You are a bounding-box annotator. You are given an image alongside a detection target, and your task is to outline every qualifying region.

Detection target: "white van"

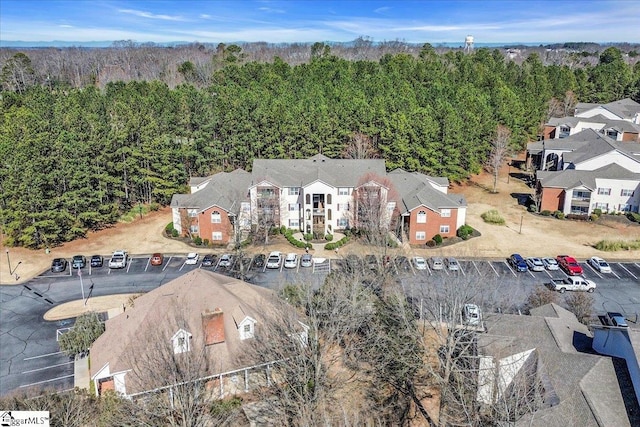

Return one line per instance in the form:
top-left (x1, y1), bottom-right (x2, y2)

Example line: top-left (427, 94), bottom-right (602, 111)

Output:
top-left (463, 304), bottom-right (481, 326)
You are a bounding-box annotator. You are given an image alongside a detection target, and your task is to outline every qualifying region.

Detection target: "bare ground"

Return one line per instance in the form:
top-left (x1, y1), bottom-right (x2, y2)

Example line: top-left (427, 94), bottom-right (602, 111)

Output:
top-left (2, 165), bottom-right (639, 286)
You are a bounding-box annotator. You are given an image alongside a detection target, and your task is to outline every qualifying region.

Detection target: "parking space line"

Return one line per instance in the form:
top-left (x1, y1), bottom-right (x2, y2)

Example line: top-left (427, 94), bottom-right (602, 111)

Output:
top-left (425, 263), bottom-right (432, 276)
top-left (459, 264), bottom-right (465, 276)
top-left (618, 264), bottom-right (638, 280)
top-left (544, 269), bottom-right (553, 278)
top-left (126, 260), bottom-right (132, 273)
top-left (179, 261), bottom-right (187, 271)
top-left (504, 261), bottom-right (517, 277)
top-left (162, 256), bottom-right (172, 271)
top-left (20, 374), bottom-right (74, 388)
top-left (24, 351), bottom-right (63, 361)
top-left (527, 270), bottom-right (535, 278)
top-left (471, 260), bottom-right (481, 275)
top-left (488, 262), bottom-right (499, 277)
top-left (144, 258), bottom-right (151, 272)
top-left (585, 263), bottom-right (603, 279)
top-left (23, 361), bottom-right (73, 374)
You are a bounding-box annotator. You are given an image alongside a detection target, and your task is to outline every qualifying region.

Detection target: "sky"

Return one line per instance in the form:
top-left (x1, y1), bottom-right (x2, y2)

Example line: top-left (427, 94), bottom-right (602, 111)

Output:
top-left (1, 0), bottom-right (639, 47)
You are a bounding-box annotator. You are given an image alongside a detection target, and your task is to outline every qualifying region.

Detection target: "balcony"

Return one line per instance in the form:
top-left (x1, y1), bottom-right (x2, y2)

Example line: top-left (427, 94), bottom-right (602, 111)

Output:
top-left (570, 199), bottom-right (590, 207)
top-left (313, 208), bottom-right (325, 216)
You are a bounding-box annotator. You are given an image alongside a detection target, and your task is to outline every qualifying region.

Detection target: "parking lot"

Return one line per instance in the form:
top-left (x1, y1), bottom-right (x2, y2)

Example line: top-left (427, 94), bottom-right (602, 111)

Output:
top-left (1, 252), bottom-right (639, 396)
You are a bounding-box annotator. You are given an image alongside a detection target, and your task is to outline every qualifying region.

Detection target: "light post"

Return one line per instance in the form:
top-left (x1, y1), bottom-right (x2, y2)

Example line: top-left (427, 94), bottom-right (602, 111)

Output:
top-left (6, 249), bottom-right (22, 279)
top-left (78, 267), bottom-right (86, 304)
top-left (519, 213), bottom-right (524, 234)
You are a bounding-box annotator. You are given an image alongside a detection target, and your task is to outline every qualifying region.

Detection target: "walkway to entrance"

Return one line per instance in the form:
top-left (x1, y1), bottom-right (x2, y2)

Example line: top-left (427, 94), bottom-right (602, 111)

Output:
top-left (292, 231), bottom-right (345, 258)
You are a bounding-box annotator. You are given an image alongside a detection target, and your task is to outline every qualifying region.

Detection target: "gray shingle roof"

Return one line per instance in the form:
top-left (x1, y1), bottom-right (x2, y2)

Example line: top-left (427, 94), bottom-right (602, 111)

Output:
top-left (546, 114), bottom-right (640, 133)
top-left (602, 98), bottom-right (640, 121)
top-left (251, 154), bottom-right (387, 188)
top-left (527, 128), bottom-right (612, 154)
top-left (387, 168), bottom-right (466, 213)
top-left (537, 163), bottom-right (640, 190)
top-left (170, 169), bottom-right (252, 213)
top-left (480, 304), bottom-right (631, 427)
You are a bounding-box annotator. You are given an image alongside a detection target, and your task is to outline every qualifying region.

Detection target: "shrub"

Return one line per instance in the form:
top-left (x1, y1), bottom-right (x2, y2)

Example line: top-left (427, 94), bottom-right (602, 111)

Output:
top-left (325, 233), bottom-right (333, 242)
top-left (554, 211), bottom-right (565, 220)
top-left (387, 236), bottom-right (398, 248)
top-left (280, 225), bottom-right (287, 235)
top-left (193, 236), bottom-right (202, 246)
top-left (303, 233), bottom-right (313, 241)
top-left (481, 209), bottom-right (505, 225)
top-left (457, 224), bottom-right (475, 240)
top-left (626, 212), bottom-right (640, 223)
top-left (324, 236), bottom-right (349, 250)
top-left (165, 222), bottom-right (174, 232)
top-left (433, 234), bottom-right (443, 245)
top-left (540, 210), bottom-right (552, 216)
top-left (594, 239), bottom-right (640, 251)
top-left (149, 202), bottom-right (160, 211)
top-left (426, 239), bottom-right (436, 248)
top-left (589, 214), bottom-right (599, 222)
top-left (171, 229), bottom-right (179, 238)
top-left (592, 208), bottom-right (602, 217)
top-left (527, 204), bottom-right (538, 213)
top-left (566, 214), bottom-right (588, 221)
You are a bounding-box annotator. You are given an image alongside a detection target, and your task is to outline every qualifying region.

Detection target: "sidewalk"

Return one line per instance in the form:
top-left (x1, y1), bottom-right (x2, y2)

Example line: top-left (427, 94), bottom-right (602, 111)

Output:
top-left (74, 355), bottom-right (90, 391)
top-left (291, 232), bottom-right (345, 259)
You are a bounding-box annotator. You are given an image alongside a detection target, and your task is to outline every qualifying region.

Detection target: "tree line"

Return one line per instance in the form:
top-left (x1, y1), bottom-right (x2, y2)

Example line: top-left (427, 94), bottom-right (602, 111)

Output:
top-left (1, 46), bottom-right (639, 247)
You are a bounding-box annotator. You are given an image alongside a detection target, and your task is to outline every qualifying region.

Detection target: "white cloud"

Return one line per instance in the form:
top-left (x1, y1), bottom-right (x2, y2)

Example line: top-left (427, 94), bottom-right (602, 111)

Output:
top-left (118, 9), bottom-right (188, 22)
top-left (200, 14), bottom-right (211, 19)
top-left (258, 7), bottom-right (286, 14)
top-left (374, 7), bottom-right (390, 14)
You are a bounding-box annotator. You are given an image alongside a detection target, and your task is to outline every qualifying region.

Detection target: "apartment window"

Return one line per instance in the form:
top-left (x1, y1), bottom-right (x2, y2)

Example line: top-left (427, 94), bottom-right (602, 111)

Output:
top-left (417, 211), bottom-right (427, 223)
top-left (288, 187), bottom-right (300, 196)
top-left (597, 188), bottom-right (611, 196)
top-left (621, 189), bottom-right (635, 197)
top-left (244, 324), bottom-right (251, 333)
top-left (289, 219), bottom-right (299, 228)
top-left (306, 194), bottom-right (311, 204)
top-left (212, 232), bottom-right (223, 241)
top-left (338, 188), bottom-right (350, 195)
top-left (211, 211), bottom-right (221, 223)
top-left (337, 218), bottom-right (348, 227)
top-left (187, 209), bottom-right (198, 217)
top-left (241, 202), bottom-right (250, 212)
top-left (572, 190), bottom-right (590, 199)
top-left (441, 209), bottom-right (451, 217)
top-left (594, 203), bottom-right (609, 210)
top-left (189, 225), bottom-right (199, 233)
top-left (288, 203), bottom-right (299, 211)
top-left (327, 209), bottom-right (332, 220)
top-left (440, 225), bottom-right (450, 234)
top-left (387, 201), bottom-right (396, 212)
top-left (337, 203), bottom-right (350, 211)
top-left (415, 231), bottom-right (426, 241)
top-left (327, 194), bottom-right (332, 204)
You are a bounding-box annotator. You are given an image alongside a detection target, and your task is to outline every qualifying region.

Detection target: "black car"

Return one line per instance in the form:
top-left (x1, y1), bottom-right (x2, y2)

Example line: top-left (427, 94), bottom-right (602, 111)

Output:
top-left (71, 255), bottom-right (86, 269)
top-left (201, 254), bottom-right (216, 267)
top-left (90, 255), bottom-right (103, 267)
top-left (253, 253), bottom-right (266, 268)
top-left (364, 254), bottom-right (378, 270)
top-left (50, 258), bottom-right (68, 273)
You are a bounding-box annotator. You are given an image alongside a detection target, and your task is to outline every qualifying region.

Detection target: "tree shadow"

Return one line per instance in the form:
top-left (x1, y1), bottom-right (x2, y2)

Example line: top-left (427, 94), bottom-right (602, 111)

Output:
top-left (510, 193), bottom-right (532, 207)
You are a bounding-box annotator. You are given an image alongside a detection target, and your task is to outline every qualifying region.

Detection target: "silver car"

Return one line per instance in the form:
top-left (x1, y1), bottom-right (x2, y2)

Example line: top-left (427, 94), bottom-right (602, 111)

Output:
top-left (542, 257), bottom-right (559, 270)
top-left (445, 257), bottom-right (459, 271)
top-left (526, 257), bottom-right (545, 272)
top-left (300, 253), bottom-right (313, 267)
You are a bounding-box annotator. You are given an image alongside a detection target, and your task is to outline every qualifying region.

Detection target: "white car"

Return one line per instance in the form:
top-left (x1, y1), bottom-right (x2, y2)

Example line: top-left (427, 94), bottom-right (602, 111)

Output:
top-left (430, 257), bottom-right (444, 270)
top-left (284, 253), bottom-right (298, 269)
top-left (218, 254), bottom-right (232, 267)
top-left (413, 257), bottom-right (427, 270)
top-left (266, 251), bottom-right (282, 269)
top-left (589, 256), bottom-right (612, 273)
top-left (542, 257), bottom-right (559, 270)
top-left (185, 252), bottom-right (199, 265)
top-left (463, 304), bottom-right (482, 326)
top-left (445, 257), bottom-right (459, 271)
top-left (526, 257), bottom-right (545, 272)
top-left (300, 253), bottom-right (313, 267)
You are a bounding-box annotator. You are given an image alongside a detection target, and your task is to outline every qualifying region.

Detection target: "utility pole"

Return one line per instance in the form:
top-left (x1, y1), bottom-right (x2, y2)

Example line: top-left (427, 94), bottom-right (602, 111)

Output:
top-left (78, 267), bottom-right (86, 303)
top-left (519, 214), bottom-right (523, 234)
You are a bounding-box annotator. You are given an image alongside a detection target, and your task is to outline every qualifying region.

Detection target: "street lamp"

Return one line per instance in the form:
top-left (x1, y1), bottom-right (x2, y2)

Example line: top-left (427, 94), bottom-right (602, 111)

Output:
top-left (6, 249), bottom-right (22, 279)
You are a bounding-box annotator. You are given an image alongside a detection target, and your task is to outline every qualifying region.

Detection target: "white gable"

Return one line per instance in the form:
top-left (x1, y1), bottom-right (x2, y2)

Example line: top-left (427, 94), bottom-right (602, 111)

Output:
top-left (171, 328), bottom-right (192, 354)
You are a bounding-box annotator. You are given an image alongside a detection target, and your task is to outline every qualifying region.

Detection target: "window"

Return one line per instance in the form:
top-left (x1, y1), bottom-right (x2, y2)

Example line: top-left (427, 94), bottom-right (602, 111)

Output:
top-left (211, 211), bottom-right (221, 223)
top-left (288, 187), bottom-right (300, 196)
top-left (244, 324), bottom-right (251, 333)
top-left (621, 189), bottom-right (635, 197)
top-left (189, 225), bottom-right (199, 233)
top-left (288, 203), bottom-right (299, 211)
top-left (327, 194), bottom-right (332, 204)
top-left (417, 211), bottom-right (427, 223)
top-left (337, 203), bottom-right (350, 211)
top-left (337, 218), bottom-right (348, 227)
top-left (289, 219), bottom-right (299, 228)
top-left (187, 209), bottom-right (198, 217)
top-left (212, 232), bottom-right (223, 241)
top-left (240, 320), bottom-right (255, 340)
top-left (441, 209), bottom-right (451, 217)
top-left (387, 201), bottom-right (396, 212)
top-left (241, 202), bottom-right (250, 212)
top-left (327, 209), bottom-right (332, 220)
top-left (597, 188), bottom-right (611, 195)
top-left (440, 225), bottom-right (450, 234)
top-left (594, 202), bottom-right (608, 210)
top-left (415, 231), bottom-right (426, 241)
top-left (338, 188), bottom-right (350, 195)
top-left (572, 190), bottom-right (590, 200)
top-left (306, 194), bottom-right (311, 204)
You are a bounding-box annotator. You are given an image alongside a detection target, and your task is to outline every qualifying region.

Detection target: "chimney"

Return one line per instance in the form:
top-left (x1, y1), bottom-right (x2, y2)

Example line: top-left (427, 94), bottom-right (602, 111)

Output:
top-left (202, 308), bottom-right (225, 345)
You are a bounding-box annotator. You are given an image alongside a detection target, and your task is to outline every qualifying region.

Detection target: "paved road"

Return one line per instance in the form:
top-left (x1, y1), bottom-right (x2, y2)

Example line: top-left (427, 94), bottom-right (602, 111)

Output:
top-left (1, 253), bottom-right (638, 396)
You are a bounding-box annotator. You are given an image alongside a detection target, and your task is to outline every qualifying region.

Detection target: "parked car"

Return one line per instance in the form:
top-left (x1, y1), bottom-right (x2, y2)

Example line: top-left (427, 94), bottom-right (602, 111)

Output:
top-left (463, 304), bottom-right (482, 326)
top-left (445, 257), bottom-right (460, 271)
top-left (509, 254), bottom-right (528, 272)
top-left (218, 254), bottom-right (232, 268)
top-left (284, 253), bottom-right (298, 269)
top-left (150, 253), bottom-right (163, 266)
top-left (185, 253), bottom-right (199, 265)
top-left (365, 254), bottom-right (378, 270)
top-left (542, 257), bottom-right (559, 270)
top-left (413, 256), bottom-right (427, 270)
top-left (90, 255), bottom-right (103, 268)
top-left (300, 253), bottom-right (313, 268)
top-left (266, 251), bottom-right (282, 269)
top-left (430, 257), bottom-right (444, 270)
top-left (526, 257), bottom-right (545, 272)
top-left (394, 256), bottom-right (411, 272)
top-left (71, 255), bottom-right (86, 269)
top-left (546, 277), bottom-right (596, 293)
top-left (201, 254), bottom-right (216, 267)
top-left (589, 256), bottom-right (612, 273)
top-left (556, 255), bottom-right (583, 276)
top-left (607, 312), bottom-right (628, 327)
top-left (108, 250), bottom-right (128, 269)
top-left (50, 258), bottom-right (68, 273)
top-left (253, 253), bottom-right (266, 268)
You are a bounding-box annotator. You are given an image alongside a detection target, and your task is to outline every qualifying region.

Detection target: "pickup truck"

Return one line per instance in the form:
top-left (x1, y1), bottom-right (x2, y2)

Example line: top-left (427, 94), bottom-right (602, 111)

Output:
top-left (547, 276), bottom-right (596, 293)
top-left (556, 255), bottom-right (583, 276)
top-left (108, 250), bottom-right (128, 269)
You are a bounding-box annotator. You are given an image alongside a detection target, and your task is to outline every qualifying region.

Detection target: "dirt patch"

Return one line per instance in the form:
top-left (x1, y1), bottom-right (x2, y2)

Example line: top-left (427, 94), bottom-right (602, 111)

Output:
top-left (2, 164), bottom-right (639, 285)
top-left (43, 294), bottom-right (141, 321)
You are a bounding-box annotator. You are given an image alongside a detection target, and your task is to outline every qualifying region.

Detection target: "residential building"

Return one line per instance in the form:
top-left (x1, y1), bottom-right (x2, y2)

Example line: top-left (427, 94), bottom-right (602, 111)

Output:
top-left (541, 114), bottom-right (640, 142)
top-left (171, 154), bottom-right (467, 245)
top-left (477, 304), bottom-right (637, 426)
top-left (574, 98), bottom-right (640, 124)
top-left (90, 269), bottom-right (307, 398)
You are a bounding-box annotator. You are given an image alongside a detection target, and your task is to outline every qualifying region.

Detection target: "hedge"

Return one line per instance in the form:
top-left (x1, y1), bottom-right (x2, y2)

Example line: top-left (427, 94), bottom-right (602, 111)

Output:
top-left (457, 224), bottom-right (474, 240)
top-left (325, 236), bottom-right (349, 250)
top-left (283, 228), bottom-right (311, 249)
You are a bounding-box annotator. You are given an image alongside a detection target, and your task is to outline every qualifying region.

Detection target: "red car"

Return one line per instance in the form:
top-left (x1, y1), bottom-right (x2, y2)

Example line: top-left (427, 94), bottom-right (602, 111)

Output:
top-left (556, 255), bottom-right (583, 276)
top-left (150, 253), bottom-right (164, 266)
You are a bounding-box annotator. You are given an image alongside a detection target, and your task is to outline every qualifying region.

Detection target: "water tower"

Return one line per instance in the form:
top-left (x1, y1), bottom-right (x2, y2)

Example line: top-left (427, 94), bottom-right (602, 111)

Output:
top-left (464, 35), bottom-right (474, 53)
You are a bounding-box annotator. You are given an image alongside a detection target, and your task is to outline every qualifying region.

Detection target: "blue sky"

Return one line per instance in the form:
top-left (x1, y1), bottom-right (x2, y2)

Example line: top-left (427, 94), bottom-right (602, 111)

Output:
top-left (1, 0), bottom-right (638, 46)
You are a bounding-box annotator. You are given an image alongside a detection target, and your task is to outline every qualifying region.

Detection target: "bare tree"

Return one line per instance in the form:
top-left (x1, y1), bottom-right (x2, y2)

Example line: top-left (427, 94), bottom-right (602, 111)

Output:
top-left (342, 132), bottom-right (379, 159)
top-left (253, 185), bottom-right (284, 245)
top-left (564, 292), bottom-right (594, 324)
top-left (523, 286), bottom-right (559, 314)
top-left (485, 125), bottom-right (512, 194)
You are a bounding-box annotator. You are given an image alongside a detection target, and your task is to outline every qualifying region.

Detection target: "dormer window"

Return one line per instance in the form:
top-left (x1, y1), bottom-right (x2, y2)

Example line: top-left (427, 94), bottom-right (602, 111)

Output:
top-left (171, 329), bottom-right (192, 354)
top-left (238, 317), bottom-right (257, 340)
